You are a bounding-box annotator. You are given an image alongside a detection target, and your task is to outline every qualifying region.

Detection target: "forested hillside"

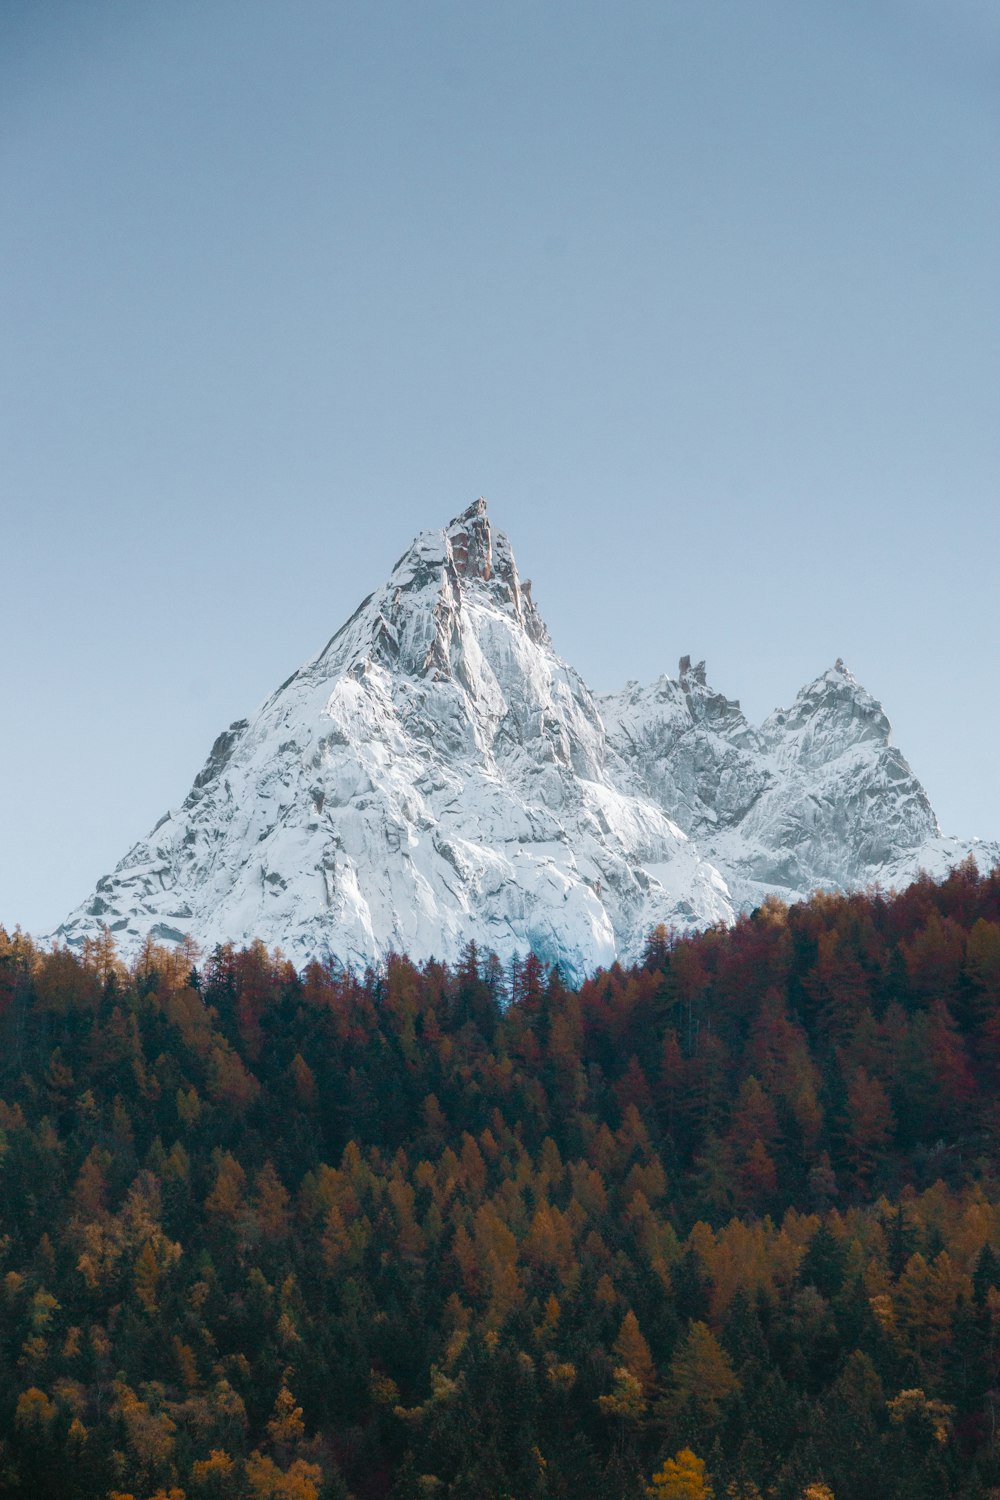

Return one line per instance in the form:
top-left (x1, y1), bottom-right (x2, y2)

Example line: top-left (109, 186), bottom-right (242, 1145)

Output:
top-left (3, 860), bottom-right (1000, 1498)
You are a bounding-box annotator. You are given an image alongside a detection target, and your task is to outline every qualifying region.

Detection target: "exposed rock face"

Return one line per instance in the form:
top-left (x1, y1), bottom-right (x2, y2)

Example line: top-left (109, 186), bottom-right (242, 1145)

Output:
top-left (57, 500), bottom-right (996, 976)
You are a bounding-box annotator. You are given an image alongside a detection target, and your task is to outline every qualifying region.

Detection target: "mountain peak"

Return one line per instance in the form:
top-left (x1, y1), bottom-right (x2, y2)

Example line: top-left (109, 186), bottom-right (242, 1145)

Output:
top-left (445, 497), bottom-right (493, 581)
top-left (316, 500), bottom-right (549, 682)
top-left (57, 497), bottom-right (734, 974)
top-left (434, 498), bottom-right (549, 647)
top-left (763, 660), bottom-right (892, 752)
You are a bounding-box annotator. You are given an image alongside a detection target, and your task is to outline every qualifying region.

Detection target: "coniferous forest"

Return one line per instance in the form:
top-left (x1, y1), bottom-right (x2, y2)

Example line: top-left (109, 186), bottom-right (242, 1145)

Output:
top-left (4, 862), bottom-right (1000, 1498)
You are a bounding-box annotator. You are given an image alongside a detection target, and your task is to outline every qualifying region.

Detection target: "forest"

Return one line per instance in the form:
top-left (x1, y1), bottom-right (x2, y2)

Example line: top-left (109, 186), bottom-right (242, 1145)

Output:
top-left (2, 859), bottom-right (1000, 1499)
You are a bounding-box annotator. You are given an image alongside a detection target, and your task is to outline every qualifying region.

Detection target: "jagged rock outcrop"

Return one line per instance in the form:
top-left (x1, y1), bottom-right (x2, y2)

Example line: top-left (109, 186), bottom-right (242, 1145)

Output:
top-left (601, 657), bottom-right (974, 912)
top-left (57, 500), bottom-right (996, 975)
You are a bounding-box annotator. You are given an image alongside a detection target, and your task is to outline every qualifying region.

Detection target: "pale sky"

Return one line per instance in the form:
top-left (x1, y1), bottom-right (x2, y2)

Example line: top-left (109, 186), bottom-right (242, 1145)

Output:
top-left (2, 0), bottom-right (998, 935)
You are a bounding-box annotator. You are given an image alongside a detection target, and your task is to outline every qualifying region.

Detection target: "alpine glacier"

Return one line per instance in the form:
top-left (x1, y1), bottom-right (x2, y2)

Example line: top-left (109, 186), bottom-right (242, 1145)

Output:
top-left (57, 500), bottom-right (996, 978)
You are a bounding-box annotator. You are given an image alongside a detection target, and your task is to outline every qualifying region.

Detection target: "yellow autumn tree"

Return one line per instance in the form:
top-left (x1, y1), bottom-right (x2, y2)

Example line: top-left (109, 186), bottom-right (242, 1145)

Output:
top-left (648, 1446), bottom-right (713, 1499)
top-left (14, 1386), bottom-right (56, 1431)
top-left (245, 1451), bottom-right (324, 1499)
top-left (266, 1382), bottom-right (306, 1448)
top-left (190, 1448), bottom-right (236, 1491)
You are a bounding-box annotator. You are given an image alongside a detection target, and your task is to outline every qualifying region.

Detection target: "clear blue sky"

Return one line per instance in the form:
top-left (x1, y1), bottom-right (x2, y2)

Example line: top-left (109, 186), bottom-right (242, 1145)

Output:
top-left (2, 0), bottom-right (997, 935)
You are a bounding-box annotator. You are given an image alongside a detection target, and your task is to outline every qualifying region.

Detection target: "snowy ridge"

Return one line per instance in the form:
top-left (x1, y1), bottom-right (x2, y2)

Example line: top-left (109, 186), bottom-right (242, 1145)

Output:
top-left (57, 501), bottom-right (997, 977)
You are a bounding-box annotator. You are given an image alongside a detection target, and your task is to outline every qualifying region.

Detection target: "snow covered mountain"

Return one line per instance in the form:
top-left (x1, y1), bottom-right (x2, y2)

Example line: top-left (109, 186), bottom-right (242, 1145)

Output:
top-left (56, 501), bottom-right (731, 980)
top-left (57, 500), bottom-right (996, 977)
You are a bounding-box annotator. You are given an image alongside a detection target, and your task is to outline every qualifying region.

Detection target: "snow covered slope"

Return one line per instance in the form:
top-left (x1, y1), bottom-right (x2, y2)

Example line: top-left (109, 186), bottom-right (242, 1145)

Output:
top-left (57, 501), bottom-right (996, 975)
top-left (56, 501), bottom-right (731, 979)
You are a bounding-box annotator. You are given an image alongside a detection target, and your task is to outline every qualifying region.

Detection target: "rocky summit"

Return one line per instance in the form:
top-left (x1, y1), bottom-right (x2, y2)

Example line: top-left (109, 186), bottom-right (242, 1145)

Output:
top-left (57, 500), bottom-right (996, 978)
